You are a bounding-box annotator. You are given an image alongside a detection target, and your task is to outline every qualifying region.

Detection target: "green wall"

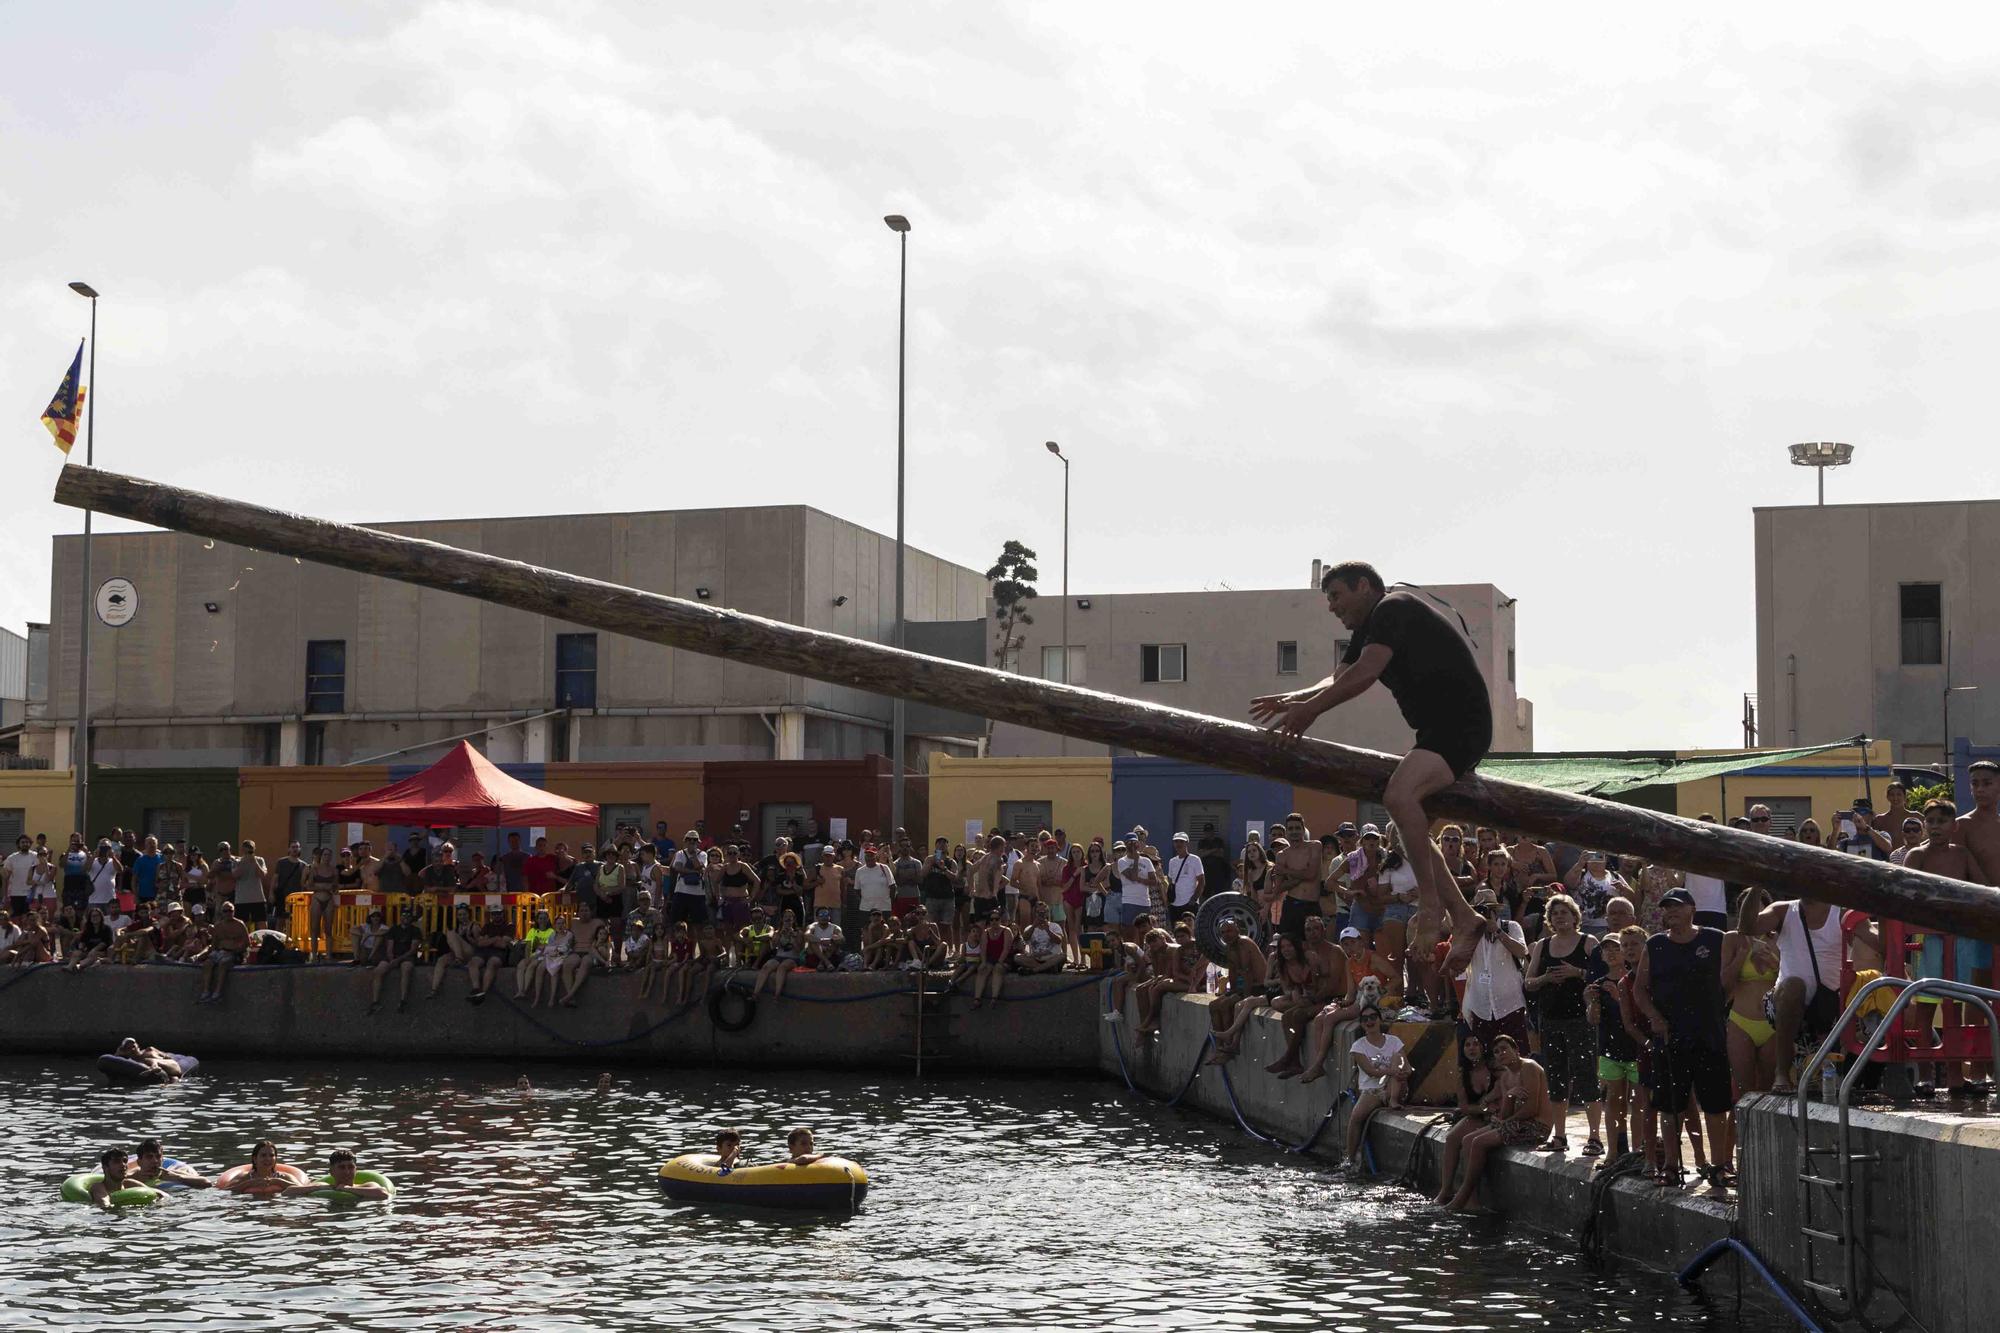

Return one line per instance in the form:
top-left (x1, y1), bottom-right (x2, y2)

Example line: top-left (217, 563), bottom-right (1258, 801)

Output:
top-left (87, 767), bottom-right (242, 853)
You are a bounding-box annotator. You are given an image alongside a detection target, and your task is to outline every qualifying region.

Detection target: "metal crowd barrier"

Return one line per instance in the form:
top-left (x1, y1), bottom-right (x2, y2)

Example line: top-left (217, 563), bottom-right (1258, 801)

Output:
top-left (283, 890), bottom-right (574, 956)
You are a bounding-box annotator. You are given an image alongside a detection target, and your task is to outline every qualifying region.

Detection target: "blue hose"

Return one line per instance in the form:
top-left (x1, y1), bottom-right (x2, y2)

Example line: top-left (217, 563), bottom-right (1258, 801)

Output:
top-left (1677, 1237), bottom-right (1825, 1333)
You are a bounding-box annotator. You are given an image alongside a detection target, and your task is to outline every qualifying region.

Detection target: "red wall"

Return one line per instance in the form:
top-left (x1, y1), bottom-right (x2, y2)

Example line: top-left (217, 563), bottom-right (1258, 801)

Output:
top-left (702, 756), bottom-right (928, 850)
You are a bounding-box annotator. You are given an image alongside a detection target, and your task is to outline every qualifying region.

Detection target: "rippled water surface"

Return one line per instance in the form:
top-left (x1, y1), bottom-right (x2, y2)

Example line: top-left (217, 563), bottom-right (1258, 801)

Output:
top-left (4, 1057), bottom-right (1789, 1330)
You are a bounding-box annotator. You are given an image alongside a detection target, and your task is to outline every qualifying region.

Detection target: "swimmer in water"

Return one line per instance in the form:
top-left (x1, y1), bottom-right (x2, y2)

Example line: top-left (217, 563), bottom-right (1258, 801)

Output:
top-left (283, 1148), bottom-right (390, 1201)
top-left (112, 1037), bottom-right (185, 1083)
top-left (714, 1128), bottom-right (743, 1172)
top-left (781, 1126), bottom-right (825, 1167)
top-left (218, 1139), bottom-right (288, 1193)
top-left (129, 1137), bottom-right (211, 1189)
top-left (595, 1072), bottom-right (612, 1095)
top-left (516, 1075), bottom-right (532, 1095)
top-left (86, 1147), bottom-right (130, 1209)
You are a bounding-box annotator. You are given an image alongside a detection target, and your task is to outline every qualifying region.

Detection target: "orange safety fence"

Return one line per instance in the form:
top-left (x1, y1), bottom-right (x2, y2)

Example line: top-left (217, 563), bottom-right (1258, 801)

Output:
top-left (283, 891), bottom-right (576, 957)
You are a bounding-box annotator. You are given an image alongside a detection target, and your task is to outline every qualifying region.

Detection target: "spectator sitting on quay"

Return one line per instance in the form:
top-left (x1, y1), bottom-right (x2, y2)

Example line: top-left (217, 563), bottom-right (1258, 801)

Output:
top-left (621, 914), bottom-right (652, 975)
top-left (637, 919), bottom-right (671, 1000)
top-left (350, 908), bottom-right (388, 967)
top-left (113, 905), bottom-right (159, 964)
top-left (528, 912), bottom-right (572, 1008)
top-left (1432, 1032), bottom-right (1500, 1205)
top-left (1130, 927), bottom-right (1181, 1032)
top-left (803, 907), bottom-right (844, 971)
top-left (559, 901), bottom-right (606, 1008)
top-left (196, 900), bottom-right (253, 1004)
top-left (967, 911), bottom-right (1015, 1010)
top-left (1203, 917), bottom-right (1271, 1066)
top-left (748, 909), bottom-right (803, 1000)
top-left (1439, 1031), bottom-right (1554, 1211)
top-left (1012, 899), bottom-right (1066, 975)
top-left (168, 905), bottom-right (208, 961)
top-left (4, 909), bottom-right (54, 965)
top-left (509, 907), bottom-right (551, 1000)
top-left (655, 920), bottom-right (694, 1002)
top-left (367, 906), bottom-right (422, 1014)
top-left (902, 905), bottom-right (949, 972)
top-left (858, 910), bottom-right (900, 970)
top-left (70, 906), bottom-right (113, 970)
top-left (466, 904), bottom-right (516, 1003)
top-left (1342, 1005), bottom-right (1412, 1176)
top-left (1269, 916), bottom-right (1347, 1078)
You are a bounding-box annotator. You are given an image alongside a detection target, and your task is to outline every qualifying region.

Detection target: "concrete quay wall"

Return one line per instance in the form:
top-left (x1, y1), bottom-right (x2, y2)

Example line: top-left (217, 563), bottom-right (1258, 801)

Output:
top-left (1740, 1095), bottom-right (2000, 1333)
top-left (0, 964), bottom-right (1102, 1070)
top-left (1097, 989), bottom-right (1734, 1274)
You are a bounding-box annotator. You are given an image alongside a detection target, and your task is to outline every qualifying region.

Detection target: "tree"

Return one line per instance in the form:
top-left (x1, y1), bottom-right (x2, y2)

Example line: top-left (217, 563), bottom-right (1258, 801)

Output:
top-left (987, 540), bottom-right (1039, 673)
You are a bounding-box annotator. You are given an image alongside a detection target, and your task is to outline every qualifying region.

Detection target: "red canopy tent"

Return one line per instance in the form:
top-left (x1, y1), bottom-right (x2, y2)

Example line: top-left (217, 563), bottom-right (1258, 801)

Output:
top-left (318, 740), bottom-right (598, 830)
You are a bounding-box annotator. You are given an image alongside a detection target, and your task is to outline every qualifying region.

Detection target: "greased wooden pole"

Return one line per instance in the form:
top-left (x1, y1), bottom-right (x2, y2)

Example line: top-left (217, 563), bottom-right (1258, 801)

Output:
top-left (52, 463), bottom-right (2000, 941)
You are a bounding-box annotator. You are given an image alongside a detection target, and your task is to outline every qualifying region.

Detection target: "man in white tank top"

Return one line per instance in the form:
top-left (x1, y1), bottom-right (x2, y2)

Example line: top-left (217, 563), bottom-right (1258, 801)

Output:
top-left (1754, 896), bottom-right (1844, 1093)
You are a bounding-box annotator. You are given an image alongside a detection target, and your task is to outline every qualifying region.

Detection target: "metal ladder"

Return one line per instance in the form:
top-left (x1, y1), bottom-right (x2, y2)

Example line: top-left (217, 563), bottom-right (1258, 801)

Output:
top-left (1793, 973), bottom-right (2000, 1312)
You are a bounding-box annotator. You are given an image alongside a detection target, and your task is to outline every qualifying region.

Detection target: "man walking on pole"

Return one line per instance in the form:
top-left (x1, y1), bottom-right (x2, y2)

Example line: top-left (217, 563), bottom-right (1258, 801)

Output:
top-left (1251, 561), bottom-right (1494, 971)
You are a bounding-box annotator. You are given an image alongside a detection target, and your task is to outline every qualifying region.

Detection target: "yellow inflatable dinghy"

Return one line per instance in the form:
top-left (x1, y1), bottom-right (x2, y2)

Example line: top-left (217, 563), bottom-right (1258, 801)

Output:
top-left (657, 1154), bottom-right (868, 1210)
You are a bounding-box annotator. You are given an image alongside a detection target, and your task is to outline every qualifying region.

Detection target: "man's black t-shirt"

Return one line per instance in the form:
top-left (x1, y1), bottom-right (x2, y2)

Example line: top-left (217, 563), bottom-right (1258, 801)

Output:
top-left (383, 922), bottom-right (421, 960)
top-left (1645, 926), bottom-right (1727, 1051)
top-left (1340, 590), bottom-right (1493, 756)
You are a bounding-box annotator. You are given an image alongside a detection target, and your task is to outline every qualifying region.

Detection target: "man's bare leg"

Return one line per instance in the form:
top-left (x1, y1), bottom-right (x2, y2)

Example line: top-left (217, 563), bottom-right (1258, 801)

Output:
top-left (1384, 749), bottom-right (1483, 970)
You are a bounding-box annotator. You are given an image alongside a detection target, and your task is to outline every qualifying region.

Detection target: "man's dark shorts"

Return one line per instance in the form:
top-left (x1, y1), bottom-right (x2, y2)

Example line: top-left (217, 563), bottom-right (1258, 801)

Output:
top-left (1278, 895), bottom-right (1314, 940)
top-left (1657, 1039), bottom-right (1732, 1115)
top-left (1414, 718), bottom-right (1491, 781)
top-left (237, 901), bottom-right (270, 926)
top-left (668, 894), bottom-right (708, 925)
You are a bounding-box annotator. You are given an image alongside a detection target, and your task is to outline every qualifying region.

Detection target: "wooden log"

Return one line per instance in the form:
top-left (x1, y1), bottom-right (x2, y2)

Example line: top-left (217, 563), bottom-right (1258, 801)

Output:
top-left (53, 463), bottom-right (2000, 940)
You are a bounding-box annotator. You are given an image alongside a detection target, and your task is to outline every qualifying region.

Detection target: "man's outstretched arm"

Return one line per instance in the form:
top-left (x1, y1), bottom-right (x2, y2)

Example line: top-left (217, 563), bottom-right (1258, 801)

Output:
top-left (1251, 644), bottom-right (1392, 737)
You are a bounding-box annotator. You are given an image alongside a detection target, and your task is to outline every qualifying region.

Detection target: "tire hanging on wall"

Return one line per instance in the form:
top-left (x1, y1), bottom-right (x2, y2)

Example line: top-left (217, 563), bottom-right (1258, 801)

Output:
top-left (1193, 891), bottom-right (1262, 965)
top-left (708, 986), bottom-right (758, 1033)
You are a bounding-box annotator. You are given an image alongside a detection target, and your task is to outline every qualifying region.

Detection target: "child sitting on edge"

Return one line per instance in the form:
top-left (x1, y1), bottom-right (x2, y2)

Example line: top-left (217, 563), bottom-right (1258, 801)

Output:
top-left (684, 923), bottom-right (721, 1000)
top-left (660, 921), bottom-right (695, 1005)
top-left (622, 916), bottom-right (652, 973)
top-left (531, 922), bottom-right (572, 1009)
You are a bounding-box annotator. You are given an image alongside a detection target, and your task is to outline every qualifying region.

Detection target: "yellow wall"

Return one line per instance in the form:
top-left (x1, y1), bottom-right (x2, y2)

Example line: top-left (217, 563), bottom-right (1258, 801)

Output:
top-left (238, 766), bottom-right (395, 853)
top-left (1290, 787), bottom-right (1360, 837)
top-left (926, 754), bottom-right (1113, 850)
top-left (1674, 740), bottom-right (1895, 835)
top-left (0, 769), bottom-right (79, 842)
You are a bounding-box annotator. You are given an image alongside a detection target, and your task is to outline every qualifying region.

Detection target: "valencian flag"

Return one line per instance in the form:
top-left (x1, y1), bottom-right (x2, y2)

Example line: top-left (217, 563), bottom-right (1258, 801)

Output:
top-left (41, 340), bottom-right (87, 455)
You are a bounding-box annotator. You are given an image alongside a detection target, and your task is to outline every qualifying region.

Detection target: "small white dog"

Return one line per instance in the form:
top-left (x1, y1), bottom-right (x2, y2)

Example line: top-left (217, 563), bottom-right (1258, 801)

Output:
top-left (1353, 975), bottom-right (1383, 1014)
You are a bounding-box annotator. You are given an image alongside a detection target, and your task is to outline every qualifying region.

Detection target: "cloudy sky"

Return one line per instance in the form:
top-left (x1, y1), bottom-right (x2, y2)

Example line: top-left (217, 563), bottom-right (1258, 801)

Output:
top-left (4, 4), bottom-right (1991, 749)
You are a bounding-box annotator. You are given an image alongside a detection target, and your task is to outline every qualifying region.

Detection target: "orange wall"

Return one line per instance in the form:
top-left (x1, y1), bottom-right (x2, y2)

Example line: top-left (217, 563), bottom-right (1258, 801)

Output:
top-left (541, 762), bottom-right (706, 850)
top-left (237, 766), bottom-right (394, 854)
top-left (1290, 786), bottom-right (1359, 836)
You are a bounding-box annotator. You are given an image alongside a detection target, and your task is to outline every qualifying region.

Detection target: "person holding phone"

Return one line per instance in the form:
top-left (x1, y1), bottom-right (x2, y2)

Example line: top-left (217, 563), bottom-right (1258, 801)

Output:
top-left (1835, 798), bottom-right (1891, 860)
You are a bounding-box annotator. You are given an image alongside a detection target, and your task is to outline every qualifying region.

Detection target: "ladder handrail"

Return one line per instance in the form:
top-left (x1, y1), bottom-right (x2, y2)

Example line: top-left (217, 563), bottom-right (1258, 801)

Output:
top-left (1792, 972), bottom-right (2000, 1310)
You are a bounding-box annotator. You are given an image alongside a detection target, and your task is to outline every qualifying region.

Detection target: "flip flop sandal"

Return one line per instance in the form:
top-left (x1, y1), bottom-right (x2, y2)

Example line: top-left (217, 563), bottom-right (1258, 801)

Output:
top-left (1582, 1138), bottom-right (1604, 1158)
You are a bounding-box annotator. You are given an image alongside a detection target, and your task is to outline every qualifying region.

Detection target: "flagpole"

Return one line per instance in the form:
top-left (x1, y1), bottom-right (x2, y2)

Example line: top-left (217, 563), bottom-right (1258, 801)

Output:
top-left (68, 282), bottom-right (98, 838)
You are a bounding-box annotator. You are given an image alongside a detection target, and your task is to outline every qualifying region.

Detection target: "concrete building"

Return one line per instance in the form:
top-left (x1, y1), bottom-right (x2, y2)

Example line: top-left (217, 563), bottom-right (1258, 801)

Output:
top-left (0, 625), bottom-right (25, 755)
top-left (25, 505), bottom-right (988, 771)
top-left (989, 573), bottom-right (1533, 758)
top-left (1754, 499), bottom-right (2000, 765)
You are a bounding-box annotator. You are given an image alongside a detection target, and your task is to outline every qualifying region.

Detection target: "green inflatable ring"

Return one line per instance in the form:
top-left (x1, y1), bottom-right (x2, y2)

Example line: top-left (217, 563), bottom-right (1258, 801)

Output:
top-left (310, 1169), bottom-right (395, 1200)
top-left (60, 1172), bottom-right (161, 1207)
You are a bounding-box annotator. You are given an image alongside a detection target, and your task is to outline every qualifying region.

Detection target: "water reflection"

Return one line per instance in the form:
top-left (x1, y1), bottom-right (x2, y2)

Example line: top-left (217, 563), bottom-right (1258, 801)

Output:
top-left (2, 1059), bottom-right (1788, 1330)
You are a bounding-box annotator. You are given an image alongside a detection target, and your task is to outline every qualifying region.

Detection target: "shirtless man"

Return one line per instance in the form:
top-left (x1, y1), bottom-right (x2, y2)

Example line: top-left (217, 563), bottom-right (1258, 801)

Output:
top-left (1953, 762), bottom-right (2000, 991)
top-left (1443, 1032), bottom-right (1553, 1211)
top-left (110, 1038), bottom-right (187, 1083)
top-left (86, 1148), bottom-right (136, 1209)
top-left (1253, 562), bottom-right (1493, 975)
top-left (197, 902), bottom-right (252, 1004)
top-left (1504, 832), bottom-right (1558, 891)
top-left (1268, 915), bottom-right (1344, 1077)
top-left (1204, 918), bottom-right (1271, 1065)
top-left (129, 1137), bottom-right (211, 1188)
top-left (1269, 813), bottom-right (1325, 941)
top-left (1008, 846), bottom-right (1042, 928)
top-left (281, 1148), bottom-right (391, 1201)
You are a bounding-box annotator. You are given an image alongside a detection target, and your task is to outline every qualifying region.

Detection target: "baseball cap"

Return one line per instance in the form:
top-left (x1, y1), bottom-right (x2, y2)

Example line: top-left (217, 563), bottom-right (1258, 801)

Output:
top-left (1659, 888), bottom-right (1696, 908)
top-left (1335, 822), bottom-right (1357, 836)
top-left (1172, 832), bottom-right (1189, 842)
top-left (1360, 824), bottom-right (1381, 838)
top-left (1339, 926), bottom-right (1362, 940)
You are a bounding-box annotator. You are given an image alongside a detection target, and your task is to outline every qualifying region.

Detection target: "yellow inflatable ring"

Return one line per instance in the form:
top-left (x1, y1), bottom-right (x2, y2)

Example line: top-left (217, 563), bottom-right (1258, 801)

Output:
top-left (657, 1154), bottom-right (868, 1210)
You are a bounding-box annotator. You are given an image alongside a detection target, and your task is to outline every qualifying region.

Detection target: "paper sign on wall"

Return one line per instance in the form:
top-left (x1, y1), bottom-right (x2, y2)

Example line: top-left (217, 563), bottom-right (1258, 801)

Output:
top-left (345, 823), bottom-right (362, 847)
top-left (1245, 820), bottom-right (1266, 845)
top-left (829, 817), bottom-right (849, 842)
top-left (529, 827), bottom-right (546, 843)
top-left (965, 819), bottom-right (984, 846)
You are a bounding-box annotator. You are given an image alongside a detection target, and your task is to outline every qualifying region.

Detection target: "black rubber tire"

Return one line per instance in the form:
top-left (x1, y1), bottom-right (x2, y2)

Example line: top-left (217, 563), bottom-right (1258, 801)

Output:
top-left (1193, 891), bottom-right (1260, 965)
top-left (707, 986), bottom-right (757, 1033)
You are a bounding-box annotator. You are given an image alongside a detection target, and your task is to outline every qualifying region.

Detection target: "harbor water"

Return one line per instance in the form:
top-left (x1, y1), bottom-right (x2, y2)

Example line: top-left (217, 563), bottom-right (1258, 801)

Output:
top-left (5, 1057), bottom-right (1790, 1330)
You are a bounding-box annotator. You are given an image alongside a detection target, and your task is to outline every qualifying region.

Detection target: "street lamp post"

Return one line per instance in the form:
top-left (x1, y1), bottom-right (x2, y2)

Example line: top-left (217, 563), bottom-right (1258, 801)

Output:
top-left (1788, 441), bottom-right (1854, 505)
top-left (68, 281), bottom-right (99, 836)
top-left (884, 214), bottom-right (910, 837)
top-left (1045, 441), bottom-right (1069, 757)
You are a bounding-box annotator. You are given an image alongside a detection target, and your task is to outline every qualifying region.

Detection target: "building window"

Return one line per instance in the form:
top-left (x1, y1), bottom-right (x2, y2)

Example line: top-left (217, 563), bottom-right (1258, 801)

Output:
top-left (144, 808), bottom-right (190, 847)
top-left (305, 640), bottom-right (345, 714)
top-left (1173, 799), bottom-right (1231, 850)
top-left (1507, 648), bottom-right (1516, 684)
top-left (1141, 643), bottom-right (1186, 684)
top-left (290, 806), bottom-right (326, 854)
top-left (303, 721), bottom-right (327, 767)
top-left (1041, 645), bottom-right (1087, 685)
top-left (1276, 642), bottom-right (1299, 676)
top-left (1900, 584), bottom-right (1942, 665)
top-left (601, 803), bottom-right (650, 851)
top-left (0, 809), bottom-right (23, 842)
top-left (996, 800), bottom-right (1053, 836)
top-left (556, 633), bottom-right (598, 708)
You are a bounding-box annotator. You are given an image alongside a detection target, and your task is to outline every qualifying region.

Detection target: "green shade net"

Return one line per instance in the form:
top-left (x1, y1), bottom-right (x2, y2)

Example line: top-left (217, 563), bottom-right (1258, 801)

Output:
top-left (1482, 738), bottom-right (1867, 799)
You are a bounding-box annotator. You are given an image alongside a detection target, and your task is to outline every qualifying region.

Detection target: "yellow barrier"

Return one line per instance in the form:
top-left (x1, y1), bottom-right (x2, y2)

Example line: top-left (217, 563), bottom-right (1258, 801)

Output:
top-left (283, 891), bottom-right (570, 957)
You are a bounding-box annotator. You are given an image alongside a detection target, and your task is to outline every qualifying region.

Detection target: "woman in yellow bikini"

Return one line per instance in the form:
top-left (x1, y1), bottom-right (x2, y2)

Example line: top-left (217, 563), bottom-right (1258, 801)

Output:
top-left (1721, 888), bottom-right (1782, 1096)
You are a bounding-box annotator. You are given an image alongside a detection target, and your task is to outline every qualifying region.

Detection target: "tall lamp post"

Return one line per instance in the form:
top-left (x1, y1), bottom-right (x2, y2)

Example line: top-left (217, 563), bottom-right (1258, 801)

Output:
top-left (1788, 441), bottom-right (1853, 505)
top-left (68, 281), bottom-right (99, 835)
top-left (884, 214), bottom-right (910, 837)
top-left (1045, 441), bottom-right (1069, 757)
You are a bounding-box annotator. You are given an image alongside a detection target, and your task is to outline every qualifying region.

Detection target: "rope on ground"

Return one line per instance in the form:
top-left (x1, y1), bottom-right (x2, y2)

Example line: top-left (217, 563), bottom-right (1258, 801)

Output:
top-left (1576, 1151), bottom-right (1648, 1265)
top-left (1676, 1237), bottom-right (1826, 1333)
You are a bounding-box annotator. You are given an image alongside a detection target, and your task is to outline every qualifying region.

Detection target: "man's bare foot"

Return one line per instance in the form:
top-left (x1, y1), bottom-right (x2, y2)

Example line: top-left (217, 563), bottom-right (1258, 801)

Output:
top-left (1298, 1064), bottom-right (1327, 1084)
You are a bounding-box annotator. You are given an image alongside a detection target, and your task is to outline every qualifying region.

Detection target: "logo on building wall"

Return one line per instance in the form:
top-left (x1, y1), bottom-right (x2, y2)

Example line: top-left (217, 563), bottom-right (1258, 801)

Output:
top-left (95, 577), bottom-right (138, 627)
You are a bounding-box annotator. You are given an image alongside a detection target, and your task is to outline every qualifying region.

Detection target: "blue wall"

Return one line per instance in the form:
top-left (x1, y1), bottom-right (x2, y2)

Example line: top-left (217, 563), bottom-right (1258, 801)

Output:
top-left (1111, 758), bottom-right (1296, 857)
